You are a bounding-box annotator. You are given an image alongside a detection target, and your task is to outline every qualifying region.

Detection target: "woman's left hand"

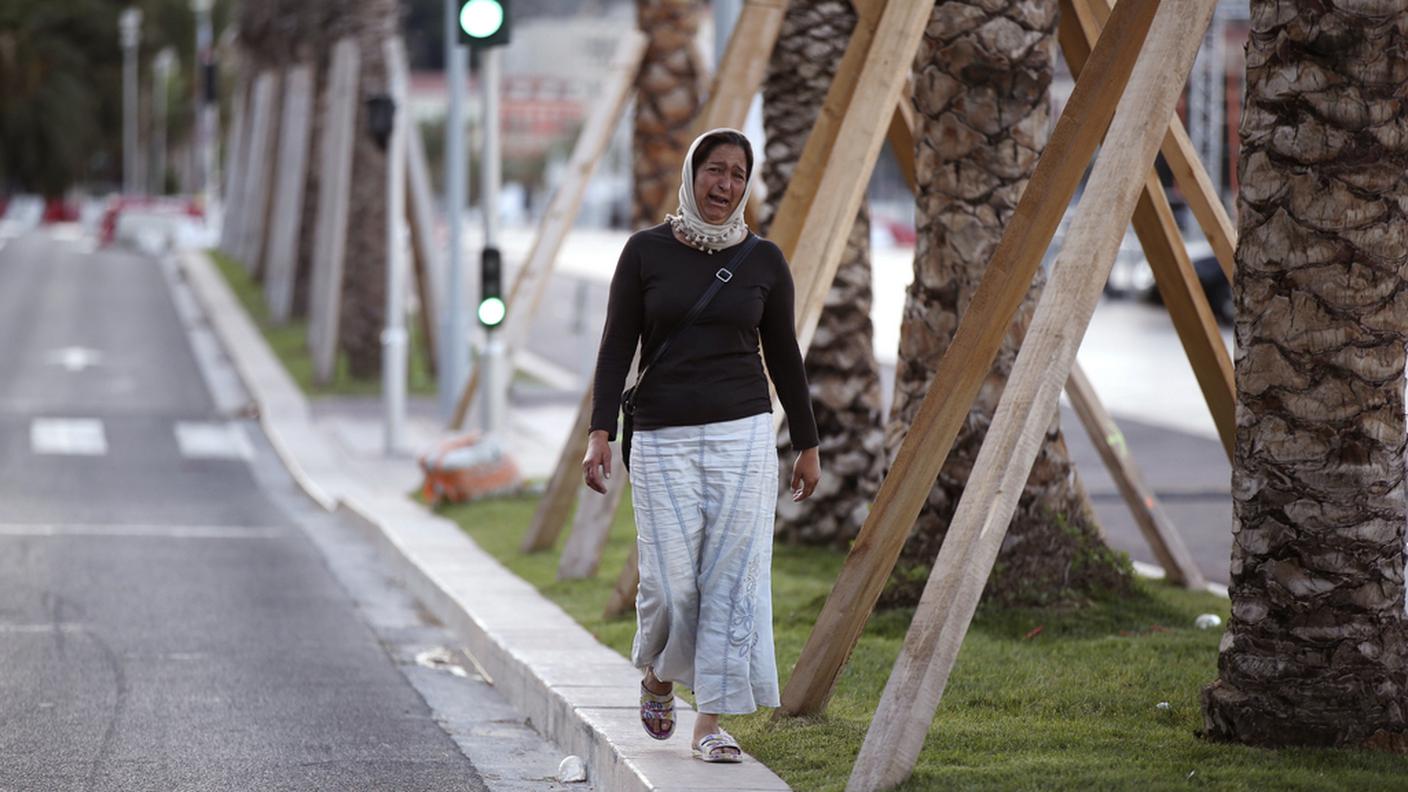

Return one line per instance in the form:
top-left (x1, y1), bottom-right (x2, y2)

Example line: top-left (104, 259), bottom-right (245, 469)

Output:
top-left (791, 447), bottom-right (821, 502)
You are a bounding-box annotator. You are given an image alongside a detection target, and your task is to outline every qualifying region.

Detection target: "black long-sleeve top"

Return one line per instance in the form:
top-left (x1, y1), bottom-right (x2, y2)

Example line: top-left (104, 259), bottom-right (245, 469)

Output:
top-left (589, 223), bottom-right (819, 450)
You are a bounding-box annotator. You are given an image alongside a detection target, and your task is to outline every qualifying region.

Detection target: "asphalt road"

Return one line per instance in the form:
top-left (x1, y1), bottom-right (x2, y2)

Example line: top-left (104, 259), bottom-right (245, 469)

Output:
top-left (0, 232), bottom-right (492, 791)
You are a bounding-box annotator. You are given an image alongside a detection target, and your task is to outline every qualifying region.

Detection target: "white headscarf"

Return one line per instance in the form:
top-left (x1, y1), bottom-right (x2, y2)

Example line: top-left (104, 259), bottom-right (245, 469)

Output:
top-left (664, 128), bottom-right (753, 254)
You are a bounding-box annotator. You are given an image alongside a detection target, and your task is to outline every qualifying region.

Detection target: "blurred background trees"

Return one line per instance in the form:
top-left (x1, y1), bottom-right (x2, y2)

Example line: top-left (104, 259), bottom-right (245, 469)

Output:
top-left (0, 0), bottom-right (235, 198)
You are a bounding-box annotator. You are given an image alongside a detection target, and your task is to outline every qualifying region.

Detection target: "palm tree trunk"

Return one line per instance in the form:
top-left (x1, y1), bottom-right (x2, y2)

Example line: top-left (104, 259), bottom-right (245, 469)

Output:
top-left (1201, 1), bottom-right (1408, 746)
top-left (761, 0), bottom-right (885, 547)
top-left (883, 0), bottom-right (1129, 606)
top-left (633, 0), bottom-right (706, 229)
top-left (336, 0), bottom-right (398, 377)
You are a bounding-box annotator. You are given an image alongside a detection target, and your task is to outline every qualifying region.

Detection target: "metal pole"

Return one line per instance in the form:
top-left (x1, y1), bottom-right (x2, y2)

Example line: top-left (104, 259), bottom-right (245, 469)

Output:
top-left (152, 48), bottom-right (174, 195)
top-left (383, 40), bottom-right (410, 455)
top-left (480, 46), bottom-right (505, 436)
top-left (440, 0), bottom-right (470, 422)
top-left (120, 8), bottom-right (142, 196)
top-left (193, 0), bottom-right (218, 222)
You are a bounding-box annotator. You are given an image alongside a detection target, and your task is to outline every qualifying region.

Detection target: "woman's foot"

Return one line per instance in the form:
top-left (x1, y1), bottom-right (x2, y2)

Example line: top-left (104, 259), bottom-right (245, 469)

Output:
top-left (692, 731), bottom-right (742, 763)
top-left (639, 668), bottom-right (675, 740)
top-left (691, 713), bottom-right (741, 762)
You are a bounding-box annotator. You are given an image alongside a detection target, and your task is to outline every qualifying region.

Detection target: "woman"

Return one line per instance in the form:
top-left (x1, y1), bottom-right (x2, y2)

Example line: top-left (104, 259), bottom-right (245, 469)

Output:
top-left (582, 128), bottom-right (821, 763)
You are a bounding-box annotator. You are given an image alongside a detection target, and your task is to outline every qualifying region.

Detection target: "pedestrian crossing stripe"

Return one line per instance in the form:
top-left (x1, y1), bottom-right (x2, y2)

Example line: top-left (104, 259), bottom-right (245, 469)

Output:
top-left (28, 419), bottom-right (254, 460)
top-left (174, 421), bottom-right (253, 460)
top-left (30, 419), bottom-right (107, 456)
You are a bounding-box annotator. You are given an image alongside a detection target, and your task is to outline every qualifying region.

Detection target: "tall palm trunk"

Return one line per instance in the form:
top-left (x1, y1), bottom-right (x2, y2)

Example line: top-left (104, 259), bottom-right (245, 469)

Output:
top-left (1201, 1), bottom-right (1408, 746)
top-left (633, 0), bottom-right (706, 229)
top-left (761, 0), bottom-right (884, 546)
top-left (337, 0), bottom-right (398, 377)
top-left (883, 0), bottom-right (1129, 606)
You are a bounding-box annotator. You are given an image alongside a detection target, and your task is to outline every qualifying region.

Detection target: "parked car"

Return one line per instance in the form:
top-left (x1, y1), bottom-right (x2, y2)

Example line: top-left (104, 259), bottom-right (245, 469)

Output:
top-left (1138, 240), bottom-right (1233, 326)
top-left (1105, 237), bottom-right (1233, 326)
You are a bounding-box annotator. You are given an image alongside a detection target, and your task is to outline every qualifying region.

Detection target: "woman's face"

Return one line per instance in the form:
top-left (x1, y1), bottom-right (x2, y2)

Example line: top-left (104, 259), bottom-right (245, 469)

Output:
top-left (693, 144), bottom-right (748, 224)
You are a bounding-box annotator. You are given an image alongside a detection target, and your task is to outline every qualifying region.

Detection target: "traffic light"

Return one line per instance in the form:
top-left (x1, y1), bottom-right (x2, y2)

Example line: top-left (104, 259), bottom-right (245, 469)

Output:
top-left (457, 0), bottom-right (510, 48)
top-left (478, 247), bottom-right (506, 329)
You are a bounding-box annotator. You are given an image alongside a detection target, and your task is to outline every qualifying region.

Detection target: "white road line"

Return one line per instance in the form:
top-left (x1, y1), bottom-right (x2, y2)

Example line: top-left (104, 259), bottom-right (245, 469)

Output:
top-left (175, 421), bottom-right (253, 460)
top-left (0, 523), bottom-right (282, 539)
top-left (30, 418), bottom-right (107, 456)
top-left (0, 623), bottom-right (85, 633)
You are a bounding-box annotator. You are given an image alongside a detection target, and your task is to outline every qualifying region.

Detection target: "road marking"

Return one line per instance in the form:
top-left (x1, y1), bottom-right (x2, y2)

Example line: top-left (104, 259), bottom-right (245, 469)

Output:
top-left (30, 418), bottom-right (107, 455)
top-left (0, 523), bottom-right (282, 539)
top-left (0, 623), bottom-right (85, 634)
top-left (175, 421), bottom-right (254, 460)
top-left (43, 346), bottom-right (103, 373)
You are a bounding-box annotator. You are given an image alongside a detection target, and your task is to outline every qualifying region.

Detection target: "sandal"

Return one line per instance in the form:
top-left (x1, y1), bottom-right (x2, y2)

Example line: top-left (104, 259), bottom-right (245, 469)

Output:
top-left (692, 731), bottom-right (743, 763)
top-left (639, 681), bottom-right (675, 740)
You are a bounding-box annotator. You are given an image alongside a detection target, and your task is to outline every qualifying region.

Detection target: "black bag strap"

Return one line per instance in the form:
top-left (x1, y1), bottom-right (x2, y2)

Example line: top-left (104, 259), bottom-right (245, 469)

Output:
top-left (626, 233), bottom-right (760, 410)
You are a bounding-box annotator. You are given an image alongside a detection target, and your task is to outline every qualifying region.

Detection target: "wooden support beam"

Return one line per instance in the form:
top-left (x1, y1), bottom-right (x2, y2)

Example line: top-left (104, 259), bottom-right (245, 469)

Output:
top-left (846, 3), bottom-right (1217, 788)
top-left (522, 385), bottom-right (594, 553)
top-left (884, 85), bottom-right (917, 195)
top-left (779, 0), bottom-right (934, 356)
top-left (1064, 362), bottom-right (1205, 588)
top-left (1073, 0), bottom-right (1237, 283)
top-left (878, 37), bottom-right (1203, 589)
top-left (264, 65), bottom-right (315, 324)
top-left (450, 32), bottom-right (647, 429)
top-left (1131, 176), bottom-right (1236, 458)
top-left (558, 447), bottom-right (626, 580)
top-left (308, 39), bottom-right (360, 386)
top-left (777, 0), bottom-right (1160, 719)
top-left (1061, 0), bottom-right (1235, 460)
top-left (764, 0), bottom-right (883, 262)
top-left (648, 0), bottom-right (790, 222)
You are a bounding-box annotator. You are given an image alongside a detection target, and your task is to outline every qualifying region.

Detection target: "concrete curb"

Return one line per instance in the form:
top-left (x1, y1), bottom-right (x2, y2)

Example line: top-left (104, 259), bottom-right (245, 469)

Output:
top-left (177, 249), bottom-right (791, 792)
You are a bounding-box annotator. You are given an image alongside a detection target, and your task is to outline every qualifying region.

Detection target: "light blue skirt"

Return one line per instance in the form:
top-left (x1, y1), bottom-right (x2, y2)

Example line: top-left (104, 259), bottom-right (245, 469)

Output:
top-left (627, 412), bottom-right (780, 715)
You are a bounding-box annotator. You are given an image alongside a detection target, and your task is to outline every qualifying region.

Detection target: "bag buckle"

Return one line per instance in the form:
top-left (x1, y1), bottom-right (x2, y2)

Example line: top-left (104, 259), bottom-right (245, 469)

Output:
top-left (715, 268), bottom-right (732, 283)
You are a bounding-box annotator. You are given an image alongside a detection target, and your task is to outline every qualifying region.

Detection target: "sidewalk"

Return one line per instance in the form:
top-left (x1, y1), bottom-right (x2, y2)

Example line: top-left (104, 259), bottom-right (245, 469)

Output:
top-left (176, 247), bottom-right (791, 792)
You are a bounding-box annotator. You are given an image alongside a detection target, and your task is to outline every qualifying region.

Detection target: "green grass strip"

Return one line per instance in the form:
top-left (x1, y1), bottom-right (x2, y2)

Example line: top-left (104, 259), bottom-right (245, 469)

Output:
top-left (441, 492), bottom-right (1408, 791)
top-left (208, 249), bottom-right (435, 397)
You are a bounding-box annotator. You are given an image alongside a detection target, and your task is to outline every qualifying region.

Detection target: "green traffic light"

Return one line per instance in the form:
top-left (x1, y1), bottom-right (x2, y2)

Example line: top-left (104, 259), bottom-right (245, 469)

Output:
top-left (459, 0), bottom-right (504, 39)
top-left (478, 296), bottom-right (506, 327)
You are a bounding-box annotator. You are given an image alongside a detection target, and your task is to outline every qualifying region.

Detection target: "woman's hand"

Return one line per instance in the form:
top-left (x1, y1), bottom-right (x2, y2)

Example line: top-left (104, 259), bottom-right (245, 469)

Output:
top-left (791, 446), bottom-right (821, 502)
top-left (582, 430), bottom-right (613, 494)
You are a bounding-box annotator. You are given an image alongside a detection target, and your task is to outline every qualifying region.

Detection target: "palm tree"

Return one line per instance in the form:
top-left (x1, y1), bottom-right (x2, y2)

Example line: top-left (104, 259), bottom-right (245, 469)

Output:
top-left (1201, 2), bottom-right (1408, 746)
top-left (332, 0), bottom-right (398, 376)
top-left (883, 0), bottom-right (1129, 605)
top-left (632, 0), bottom-right (706, 229)
top-left (760, 0), bottom-right (884, 547)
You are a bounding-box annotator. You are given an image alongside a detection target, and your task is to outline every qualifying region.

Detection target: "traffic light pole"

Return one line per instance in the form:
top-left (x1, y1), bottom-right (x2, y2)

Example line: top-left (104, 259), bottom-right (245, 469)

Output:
top-left (383, 40), bottom-right (410, 455)
top-left (480, 46), bottom-right (506, 436)
top-left (192, 0), bottom-right (219, 225)
top-left (120, 8), bottom-right (142, 196)
top-left (439, 0), bottom-right (470, 422)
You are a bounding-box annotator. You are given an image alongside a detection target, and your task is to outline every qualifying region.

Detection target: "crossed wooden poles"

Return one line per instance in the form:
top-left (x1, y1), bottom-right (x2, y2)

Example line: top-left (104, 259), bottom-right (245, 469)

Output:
top-left (516, 0), bottom-right (1229, 601)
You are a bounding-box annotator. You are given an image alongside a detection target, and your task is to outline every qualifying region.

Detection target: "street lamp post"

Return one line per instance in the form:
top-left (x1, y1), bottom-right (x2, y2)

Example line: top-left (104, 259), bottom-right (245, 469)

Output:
top-left (119, 8), bottom-right (143, 196)
top-left (191, 0), bottom-right (218, 219)
top-left (151, 48), bottom-right (175, 195)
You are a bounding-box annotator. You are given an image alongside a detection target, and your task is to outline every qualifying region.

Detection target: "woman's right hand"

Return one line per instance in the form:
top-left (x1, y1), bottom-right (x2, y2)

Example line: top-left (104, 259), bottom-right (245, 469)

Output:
top-left (582, 430), bottom-right (613, 494)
